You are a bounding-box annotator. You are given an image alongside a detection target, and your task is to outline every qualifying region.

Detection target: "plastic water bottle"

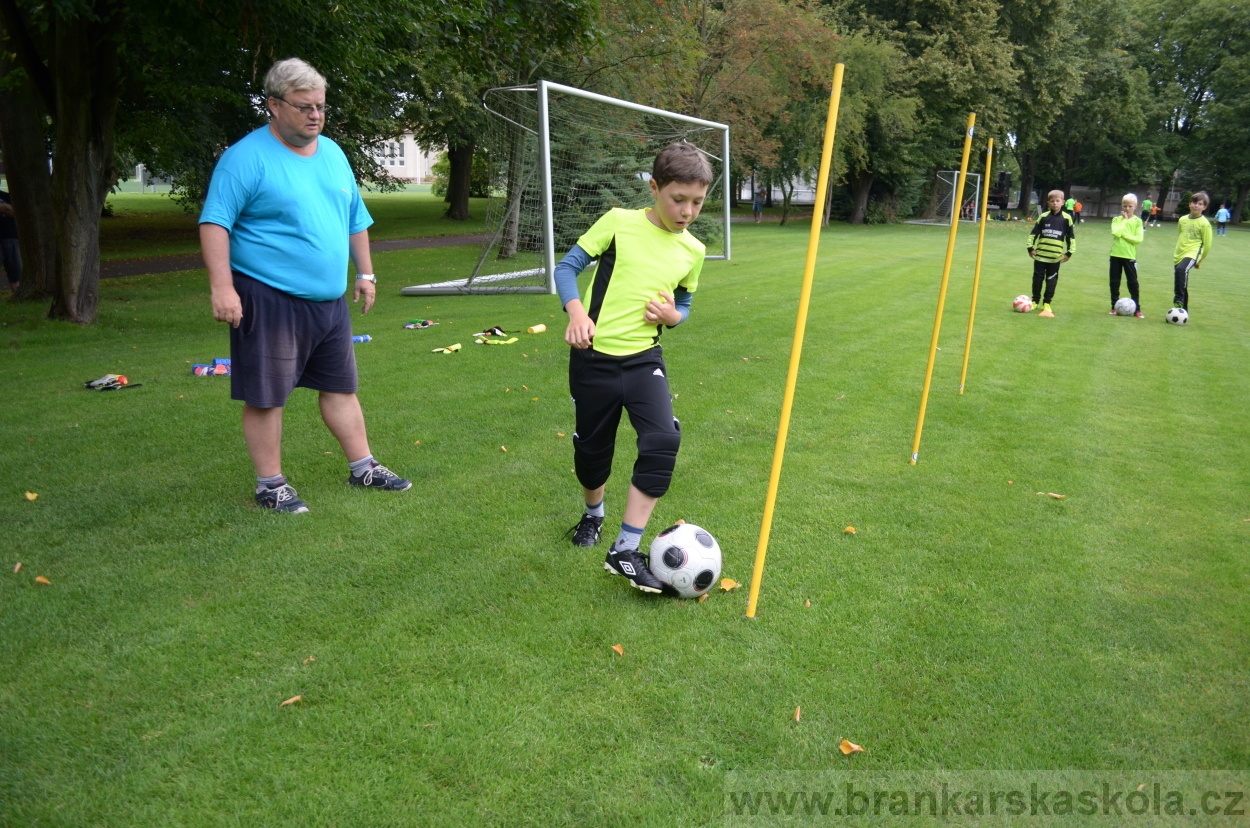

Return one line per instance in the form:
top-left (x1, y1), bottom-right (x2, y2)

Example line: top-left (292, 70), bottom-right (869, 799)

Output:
top-left (352, 335), bottom-right (372, 343)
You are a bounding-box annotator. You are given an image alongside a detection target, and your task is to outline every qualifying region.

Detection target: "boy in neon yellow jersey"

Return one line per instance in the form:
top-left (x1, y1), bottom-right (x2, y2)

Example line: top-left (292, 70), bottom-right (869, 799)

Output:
top-left (556, 143), bottom-right (711, 594)
top-left (1171, 191), bottom-right (1213, 313)
top-left (1109, 193), bottom-right (1145, 317)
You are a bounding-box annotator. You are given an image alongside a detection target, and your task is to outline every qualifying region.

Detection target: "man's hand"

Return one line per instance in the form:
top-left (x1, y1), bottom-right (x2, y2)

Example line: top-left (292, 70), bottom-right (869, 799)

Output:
top-left (644, 291), bottom-right (680, 326)
top-left (353, 278), bottom-right (376, 314)
top-left (564, 301), bottom-right (595, 349)
top-left (211, 285), bottom-right (243, 328)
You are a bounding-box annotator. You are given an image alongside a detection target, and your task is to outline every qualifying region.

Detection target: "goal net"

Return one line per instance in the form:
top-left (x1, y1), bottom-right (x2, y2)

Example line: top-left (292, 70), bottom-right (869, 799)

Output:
top-left (908, 171), bottom-right (982, 226)
top-left (402, 80), bottom-right (731, 295)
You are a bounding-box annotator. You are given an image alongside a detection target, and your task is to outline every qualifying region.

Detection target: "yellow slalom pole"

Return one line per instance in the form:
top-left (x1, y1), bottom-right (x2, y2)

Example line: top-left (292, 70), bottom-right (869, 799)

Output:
top-left (959, 138), bottom-right (994, 394)
top-left (909, 113), bottom-right (975, 466)
top-left (745, 64), bottom-right (845, 620)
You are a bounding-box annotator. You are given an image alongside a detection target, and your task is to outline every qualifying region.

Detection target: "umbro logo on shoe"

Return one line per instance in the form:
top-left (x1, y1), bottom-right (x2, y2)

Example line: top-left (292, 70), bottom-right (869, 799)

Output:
top-left (620, 560), bottom-right (637, 575)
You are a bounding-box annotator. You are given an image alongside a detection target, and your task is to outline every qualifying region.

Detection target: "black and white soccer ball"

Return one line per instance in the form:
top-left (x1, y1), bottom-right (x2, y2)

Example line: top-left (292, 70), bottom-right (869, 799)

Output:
top-left (1166, 307), bottom-right (1189, 325)
top-left (648, 523), bottom-right (722, 598)
top-left (1114, 298), bottom-right (1137, 316)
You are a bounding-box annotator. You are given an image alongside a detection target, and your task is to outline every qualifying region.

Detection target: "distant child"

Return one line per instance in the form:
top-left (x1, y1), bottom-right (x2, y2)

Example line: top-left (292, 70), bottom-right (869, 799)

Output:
top-left (1171, 191), bottom-right (1213, 312)
top-left (1064, 195), bottom-right (1076, 218)
top-left (1140, 196), bottom-right (1153, 227)
top-left (1215, 203), bottom-right (1231, 236)
top-left (752, 187), bottom-right (764, 224)
top-left (1109, 193), bottom-right (1145, 317)
top-left (557, 142), bottom-right (711, 594)
top-left (1074, 199), bottom-right (1083, 223)
top-left (1027, 189), bottom-right (1076, 316)
top-left (1150, 203), bottom-right (1162, 227)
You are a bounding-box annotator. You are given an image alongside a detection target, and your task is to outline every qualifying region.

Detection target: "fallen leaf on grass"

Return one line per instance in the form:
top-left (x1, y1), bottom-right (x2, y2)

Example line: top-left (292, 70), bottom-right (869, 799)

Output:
top-left (500, 446), bottom-right (507, 453)
top-left (522, 385), bottom-right (528, 390)
top-left (13, 562), bottom-right (21, 574)
top-left (35, 576), bottom-right (50, 585)
top-left (698, 594), bottom-right (708, 603)
top-left (302, 656), bottom-right (316, 665)
top-left (839, 739), bottom-right (865, 755)
top-left (1007, 480), bottom-right (1013, 485)
top-left (675, 518), bottom-right (686, 525)
top-left (804, 599), bottom-right (811, 608)
top-left (24, 492), bottom-right (37, 501)
top-left (793, 706), bottom-right (801, 722)
top-left (843, 526), bottom-right (856, 535)
top-left (531, 397), bottom-right (538, 402)
top-left (611, 644), bottom-right (624, 656)
top-left (279, 695), bottom-right (302, 707)
top-left (556, 433), bottom-right (565, 438)
top-left (720, 578), bottom-right (741, 591)
top-left (1036, 492), bottom-right (1066, 499)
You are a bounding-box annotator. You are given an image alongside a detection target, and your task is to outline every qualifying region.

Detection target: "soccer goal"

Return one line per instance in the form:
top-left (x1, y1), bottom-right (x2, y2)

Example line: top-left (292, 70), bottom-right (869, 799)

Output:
top-left (401, 80), bottom-right (731, 296)
top-left (908, 171), bottom-right (982, 226)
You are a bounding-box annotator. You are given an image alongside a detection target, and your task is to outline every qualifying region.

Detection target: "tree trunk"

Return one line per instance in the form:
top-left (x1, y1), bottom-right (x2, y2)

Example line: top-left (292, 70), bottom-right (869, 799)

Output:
top-left (848, 170), bottom-right (874, 225)
top-left (778, 178), bottom-right (794, 226)
top-left (1018, 152), bottom-right (1036, 219)
top-left (1233, 181), bottom-right (1249, 225)
top-left (46, 11), bottom-right (122, 323)
top-left (822, 174), bottom-right (835, 227)
top-left (444, 141), bottom-right (474, 221)
top-left (0, 55), bottom-right (57, 300)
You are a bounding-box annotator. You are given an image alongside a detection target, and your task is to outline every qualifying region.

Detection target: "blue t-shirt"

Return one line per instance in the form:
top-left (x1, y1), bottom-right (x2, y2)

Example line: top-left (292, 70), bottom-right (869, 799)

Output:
top-left (1215, 207), bottom-right (1230, 223)
top-left (199, 126), bottom-right (372, 301)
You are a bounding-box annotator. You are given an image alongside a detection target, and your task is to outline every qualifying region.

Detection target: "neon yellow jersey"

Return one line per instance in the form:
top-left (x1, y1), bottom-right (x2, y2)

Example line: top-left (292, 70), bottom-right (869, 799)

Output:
top-left (1174, 215), bottom-right (1212, 265)
top-left (575, 208), bottom-right (705, 356)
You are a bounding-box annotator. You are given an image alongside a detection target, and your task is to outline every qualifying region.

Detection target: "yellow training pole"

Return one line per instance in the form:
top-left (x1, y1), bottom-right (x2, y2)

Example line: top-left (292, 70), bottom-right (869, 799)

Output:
top-left (745, 64), bottom-right (845, 620)
top-left (959, 138), bottom-right (994, 394)
top-left (909, 113), bottom-right (975, 465)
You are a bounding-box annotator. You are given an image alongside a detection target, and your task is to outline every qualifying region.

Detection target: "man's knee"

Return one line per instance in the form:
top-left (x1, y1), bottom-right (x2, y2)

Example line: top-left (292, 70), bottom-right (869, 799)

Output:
top-left (631, 425), bottom-right (681, 497)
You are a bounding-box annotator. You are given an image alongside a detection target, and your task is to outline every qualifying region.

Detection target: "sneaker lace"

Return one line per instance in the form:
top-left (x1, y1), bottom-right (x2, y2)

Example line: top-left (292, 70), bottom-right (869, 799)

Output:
top-left (360, 463), bottom-right (397, 486)
top-left (274, 485), bottom-right (295, 504)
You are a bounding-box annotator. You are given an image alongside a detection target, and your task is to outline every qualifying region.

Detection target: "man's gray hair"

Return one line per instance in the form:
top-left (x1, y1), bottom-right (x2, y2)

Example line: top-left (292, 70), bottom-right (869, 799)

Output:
top-left (264, 58), bottom-right (327, 100)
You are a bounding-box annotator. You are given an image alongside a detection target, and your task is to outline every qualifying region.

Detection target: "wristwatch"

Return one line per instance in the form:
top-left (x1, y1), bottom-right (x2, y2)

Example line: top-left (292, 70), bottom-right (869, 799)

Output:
top-left (356, 273), bottom-right (376, 283)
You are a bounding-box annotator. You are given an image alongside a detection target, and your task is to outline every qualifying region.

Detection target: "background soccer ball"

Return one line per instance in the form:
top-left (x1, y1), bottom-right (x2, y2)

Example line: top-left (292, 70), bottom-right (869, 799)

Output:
top-left (1166, 307), bottom-right (1189, 325)
top-left (648, 523), bottom-right (722, 598)
top-left (1114, 298), bottom-right (1137, 316)
top-left (1013, 295), bottom-right (1034, 313)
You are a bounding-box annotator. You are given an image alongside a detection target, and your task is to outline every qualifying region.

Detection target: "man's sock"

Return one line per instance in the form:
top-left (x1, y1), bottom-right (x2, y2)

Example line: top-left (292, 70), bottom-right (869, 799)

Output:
top-left (584, 500), bottom-right (605, 519)
top-left (257, 473), bottom-right (286, 493)
top-left (349, 455), bottom-right (375, 478)
top-left (615, 523), bottom-right (645, 552)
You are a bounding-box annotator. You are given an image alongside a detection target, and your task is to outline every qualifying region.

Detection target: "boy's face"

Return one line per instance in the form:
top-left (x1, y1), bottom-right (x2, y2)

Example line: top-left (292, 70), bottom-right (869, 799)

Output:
top-left (1189, 198), bottom-right (1207, 216)
top-left (648, 179), bottom-right (708, 233)
top-left (1122, 200), bottom-right (1136, 216)
top-left (1048, 193), bottom-right (1065, 212)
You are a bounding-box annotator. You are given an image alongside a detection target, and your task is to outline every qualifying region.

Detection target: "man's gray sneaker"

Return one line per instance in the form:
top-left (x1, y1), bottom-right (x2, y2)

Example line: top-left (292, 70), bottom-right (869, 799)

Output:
top-left (348, 462), bottom-right (412, 491)
top-left (256, 483), bottom-right (310, 513)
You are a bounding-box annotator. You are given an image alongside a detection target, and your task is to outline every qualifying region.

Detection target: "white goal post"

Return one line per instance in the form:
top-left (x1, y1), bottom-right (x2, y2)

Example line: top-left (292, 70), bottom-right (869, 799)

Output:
top-left (402, 80), bottom-right (732, 296)
top-left (907, 171), bottom-right (982, 227)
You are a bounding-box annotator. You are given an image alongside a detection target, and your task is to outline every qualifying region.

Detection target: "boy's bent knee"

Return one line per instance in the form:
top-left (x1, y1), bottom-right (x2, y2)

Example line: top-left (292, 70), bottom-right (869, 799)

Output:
top-left (632, 427), bottom-right (681, 497)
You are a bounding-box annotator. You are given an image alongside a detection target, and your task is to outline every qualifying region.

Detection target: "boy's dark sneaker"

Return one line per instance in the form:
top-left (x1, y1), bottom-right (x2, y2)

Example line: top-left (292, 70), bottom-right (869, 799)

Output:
top-left (566, 513), bottom-right (604, 547)
top-left (348, 462), bottom-right (412, 491)
top-left (603, 543), bottom-right (664, 594)
top-left (256, 483), bottom-right (310, 514)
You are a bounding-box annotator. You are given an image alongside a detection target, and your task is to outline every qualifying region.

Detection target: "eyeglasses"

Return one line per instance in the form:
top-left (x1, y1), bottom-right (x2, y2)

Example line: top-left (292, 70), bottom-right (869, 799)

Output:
top-left (273, 96), bottom-right (329, 116)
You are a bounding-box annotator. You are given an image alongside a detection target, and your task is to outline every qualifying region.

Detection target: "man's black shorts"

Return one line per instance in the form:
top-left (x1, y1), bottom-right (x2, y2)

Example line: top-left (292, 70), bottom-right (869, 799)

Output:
top-left (230, 271), bottom-right (357, 408)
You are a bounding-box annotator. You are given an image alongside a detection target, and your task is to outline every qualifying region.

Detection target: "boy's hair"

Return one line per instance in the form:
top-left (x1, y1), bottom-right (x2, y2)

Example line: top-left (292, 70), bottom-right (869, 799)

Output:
top-left (1190, 191), bottom-right (1209, 205)
top-left (652, 143), bottom-right (714, 189)
top-left (1047, 189), bottom-right (1065, 202)
top-left (1122, 193), bottom-right (1138, 206)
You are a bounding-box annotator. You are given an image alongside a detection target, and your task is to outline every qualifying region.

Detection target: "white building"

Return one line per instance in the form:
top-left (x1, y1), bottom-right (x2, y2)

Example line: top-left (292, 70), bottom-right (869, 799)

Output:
top-left (372, 132), bottom-right (439, 183)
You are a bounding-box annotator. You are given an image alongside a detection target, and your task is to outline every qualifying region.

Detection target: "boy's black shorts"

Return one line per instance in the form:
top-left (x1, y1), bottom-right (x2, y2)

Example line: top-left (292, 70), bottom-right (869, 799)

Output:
top-left (230, 271), bottom-right (357, 408)
top-left (568, 345), bottom-right (679, 495)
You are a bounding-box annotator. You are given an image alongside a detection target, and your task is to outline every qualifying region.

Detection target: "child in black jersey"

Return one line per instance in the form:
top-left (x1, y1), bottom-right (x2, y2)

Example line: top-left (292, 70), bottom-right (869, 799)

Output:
top-left (1027, 190), bottom-right (1076, 317)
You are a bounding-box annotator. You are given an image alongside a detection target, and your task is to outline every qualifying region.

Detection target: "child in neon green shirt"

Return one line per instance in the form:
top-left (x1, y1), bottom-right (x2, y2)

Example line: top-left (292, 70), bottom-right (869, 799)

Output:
top-left (1109, 193), bottom-right (1145, 316)
top-left (1172, 191), bottom-right (1213, 312)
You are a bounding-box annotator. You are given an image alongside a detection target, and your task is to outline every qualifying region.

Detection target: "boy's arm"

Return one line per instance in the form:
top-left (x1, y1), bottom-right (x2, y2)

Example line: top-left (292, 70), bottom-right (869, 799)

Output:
top-left (1027, 219), bottom-right (1041, 253)
top-left (1198, 220), bottom-right (1213, 265)
top-left (1065, 215), bottom-right (1075, 259)
top-left (557, 244), bottom-right (596, 349)
top-left (1124, 218), bottom-right (1144, 246)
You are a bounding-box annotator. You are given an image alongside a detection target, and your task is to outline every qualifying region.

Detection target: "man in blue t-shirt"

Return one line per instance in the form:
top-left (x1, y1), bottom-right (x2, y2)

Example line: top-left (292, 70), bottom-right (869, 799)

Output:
top-left (199, 58), bottom-right (409, 514)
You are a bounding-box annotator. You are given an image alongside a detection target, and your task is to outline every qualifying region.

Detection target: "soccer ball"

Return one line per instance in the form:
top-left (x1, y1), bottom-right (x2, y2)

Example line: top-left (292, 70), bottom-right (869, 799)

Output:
top-left (1166, 307), bottom-right (1189, 325)
top-left (1114, 298), bottom-right (1137, 316)
top-left (648, 523), bottom-right (722, 598)
top-left (1013, 295), bottom-right (1034, 313)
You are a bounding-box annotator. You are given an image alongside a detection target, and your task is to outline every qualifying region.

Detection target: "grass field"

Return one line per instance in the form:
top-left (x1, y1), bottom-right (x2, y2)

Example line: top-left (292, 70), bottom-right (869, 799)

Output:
top-left (2, 215), bottom-right (1247, 825)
